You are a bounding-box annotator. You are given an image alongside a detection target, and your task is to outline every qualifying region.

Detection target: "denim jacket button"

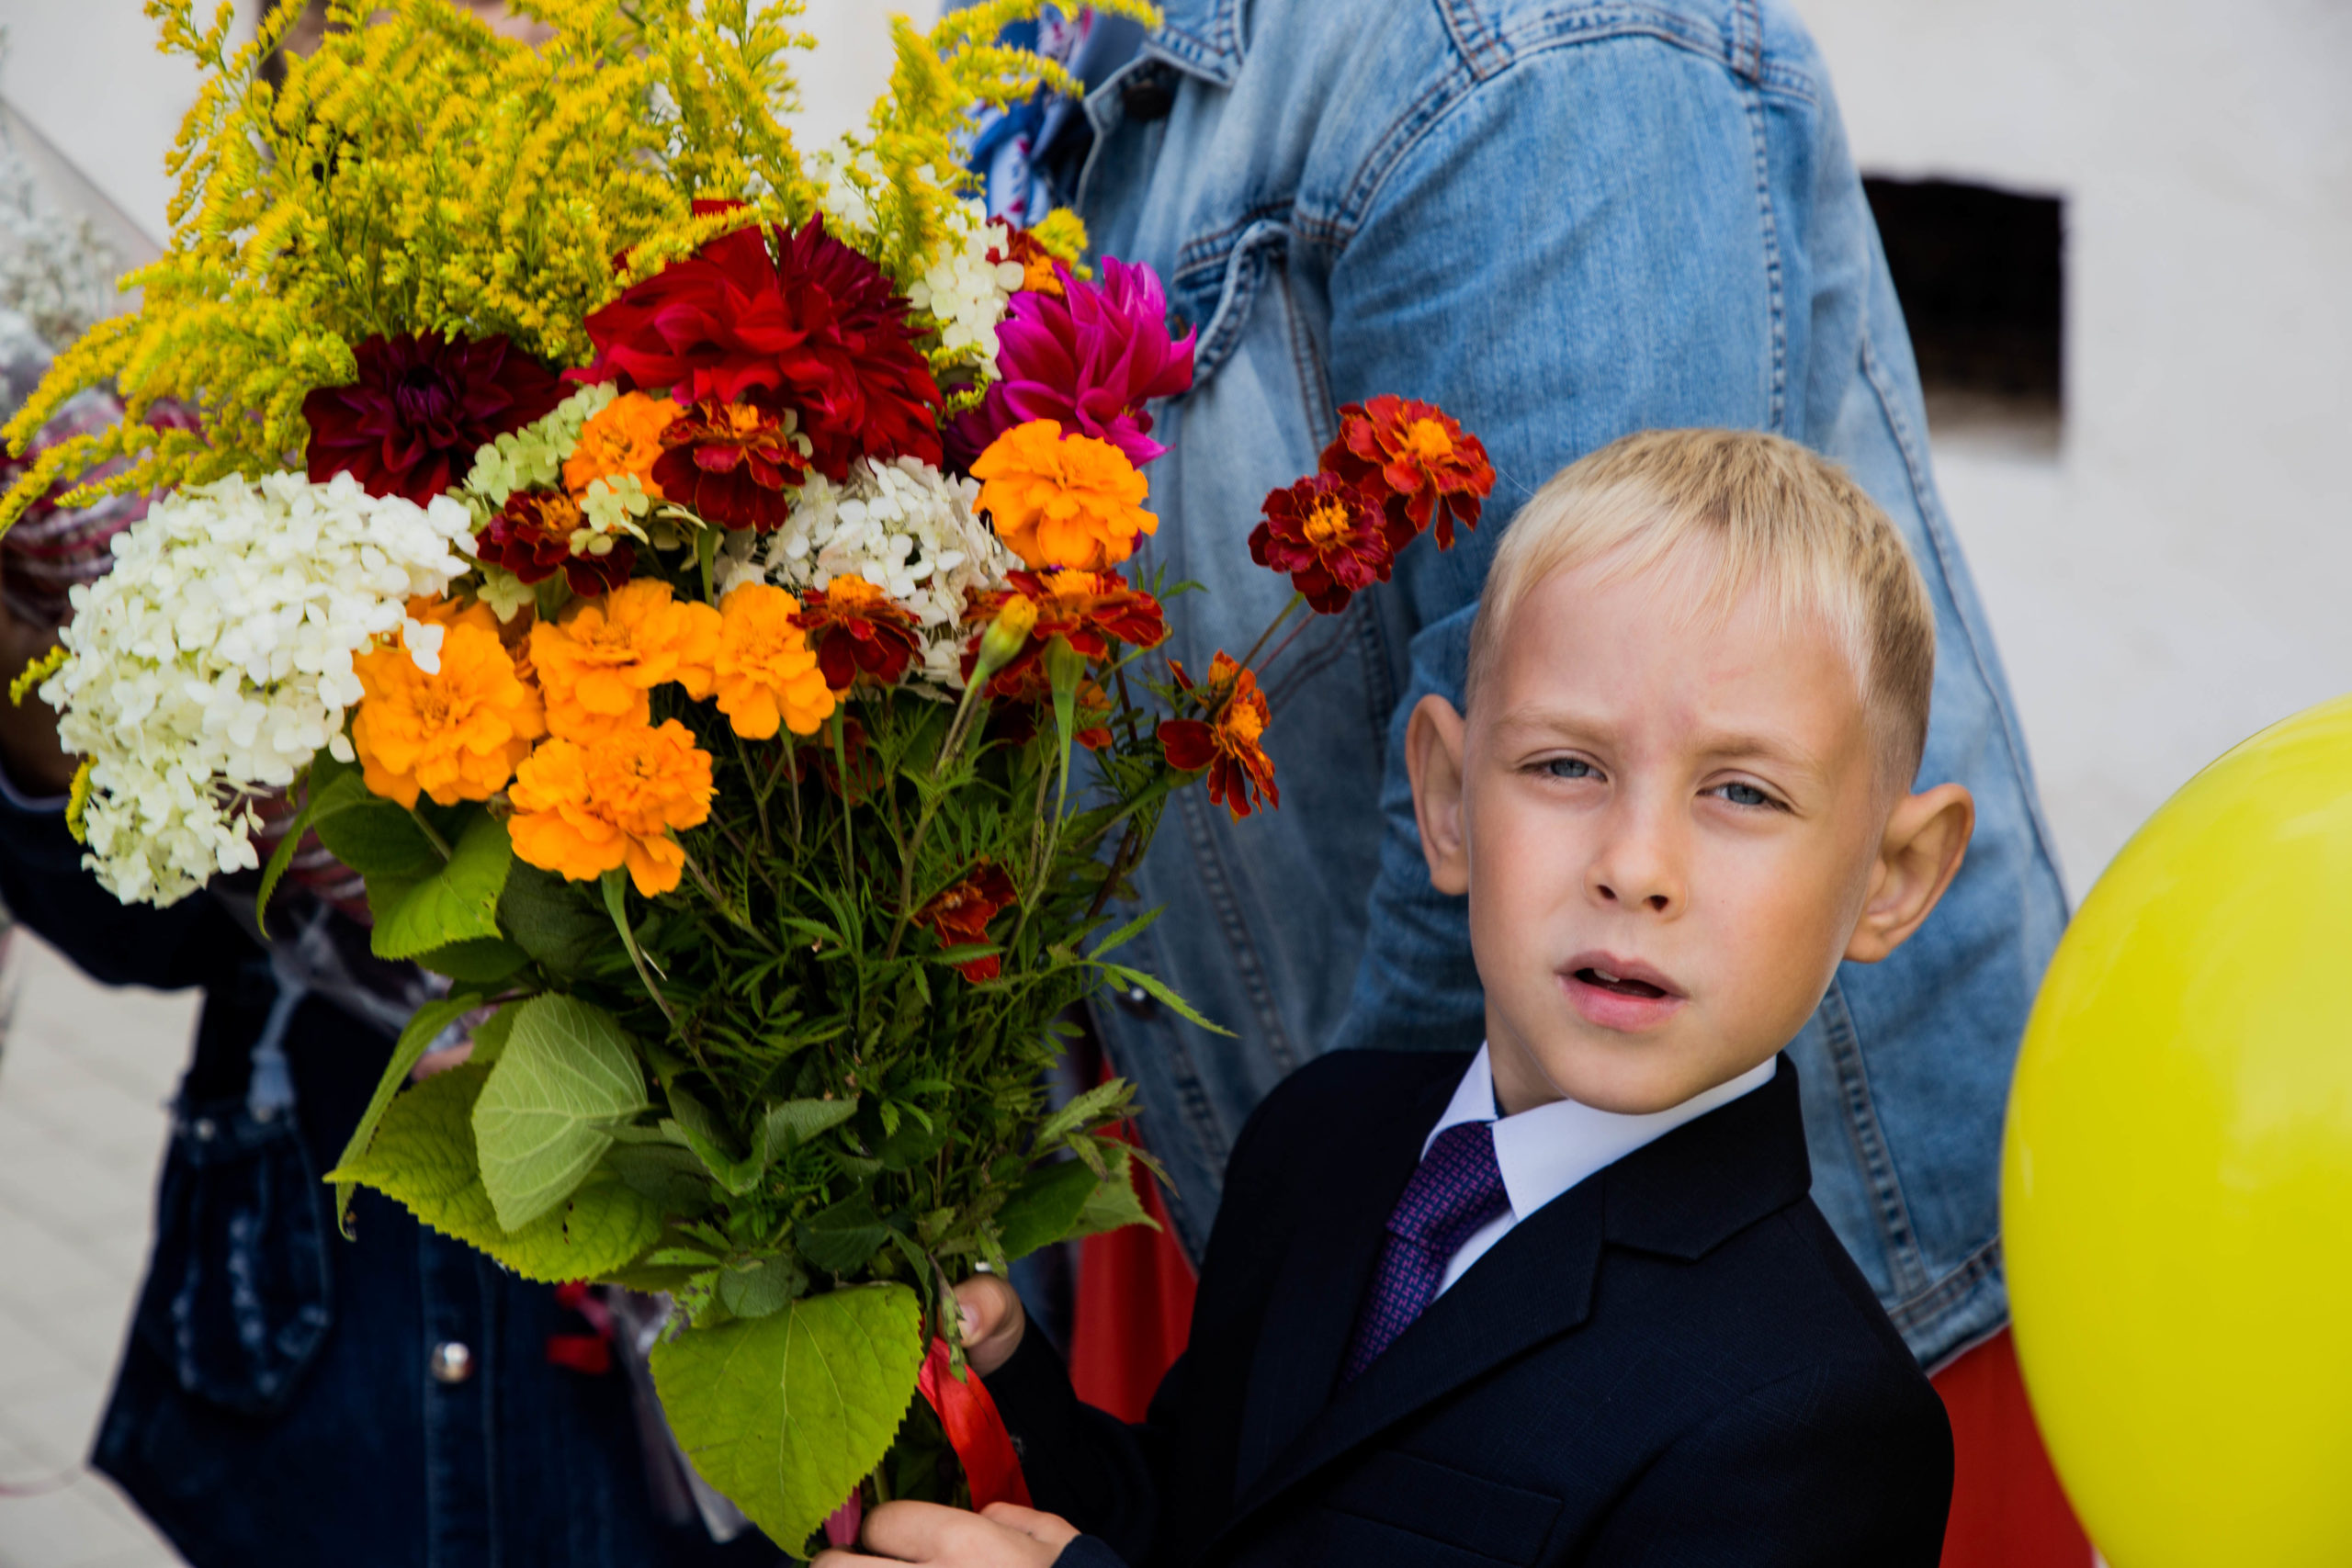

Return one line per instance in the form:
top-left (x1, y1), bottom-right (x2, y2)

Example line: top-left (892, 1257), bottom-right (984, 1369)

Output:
top-left (1115, 983), bottom-right (1160, 1021)
top-left (1121, 74), bottom-right (1175, 124)
top-left (190, 1117), bottom-right (217, 1142)
top-left (429, 1341), bottom-right (475, 1384)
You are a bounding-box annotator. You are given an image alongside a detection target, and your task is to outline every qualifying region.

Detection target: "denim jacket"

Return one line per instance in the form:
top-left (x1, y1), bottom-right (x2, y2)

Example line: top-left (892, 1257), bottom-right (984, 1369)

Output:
top-left (1055, 0), bottom-right (2068, 1369)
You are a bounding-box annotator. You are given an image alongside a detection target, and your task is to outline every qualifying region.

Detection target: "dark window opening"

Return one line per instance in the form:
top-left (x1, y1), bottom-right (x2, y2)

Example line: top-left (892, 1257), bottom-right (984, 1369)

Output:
top-left (1863, 177), bottom-right (2063, 433)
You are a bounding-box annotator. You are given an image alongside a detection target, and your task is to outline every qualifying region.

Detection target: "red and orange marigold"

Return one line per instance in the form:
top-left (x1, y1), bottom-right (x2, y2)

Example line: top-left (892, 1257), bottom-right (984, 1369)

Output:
top-left (916, 862), bottom-right (1019, 981)
top-left (792, 574), bottom-right (923, 691)
top-left (1158, 652), bottom-right (1278, 821)
top-left (650, 398), bottom-right (812, 532)
top-left (961, 568), bottom-right (1166, 695)
top-left (1249, 471), bottom-right (1394, 615)
top-left (1322, 395), bottom-right (1496, 551)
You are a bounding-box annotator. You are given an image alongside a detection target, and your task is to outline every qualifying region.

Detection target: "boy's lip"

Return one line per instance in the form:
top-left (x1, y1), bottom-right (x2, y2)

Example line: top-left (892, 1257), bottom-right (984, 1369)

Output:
top-left (1559, 951), bottom-right (1687, 1032)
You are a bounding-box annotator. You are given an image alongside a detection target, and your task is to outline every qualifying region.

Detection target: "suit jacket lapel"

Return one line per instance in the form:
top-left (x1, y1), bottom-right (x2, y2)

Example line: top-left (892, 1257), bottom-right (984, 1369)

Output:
top-left (1230, 1065), bottom-right (1453, 1500)
top-left (1220, 1178), bottom-right (1608, 1543)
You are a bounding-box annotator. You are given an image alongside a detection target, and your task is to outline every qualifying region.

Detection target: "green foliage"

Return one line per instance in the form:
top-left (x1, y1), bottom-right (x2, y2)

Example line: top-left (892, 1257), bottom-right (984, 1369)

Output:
top-left (329, 989), bottom-right (484, 1231)
top-left (650, 1283), bottom-right (924, 1553)
top-left (472, 994), bottom-right (649, 1229)
top-left (331, 1062), bottom-right (662, 1280)
top-left (372, 808), bottom-right (514, 960)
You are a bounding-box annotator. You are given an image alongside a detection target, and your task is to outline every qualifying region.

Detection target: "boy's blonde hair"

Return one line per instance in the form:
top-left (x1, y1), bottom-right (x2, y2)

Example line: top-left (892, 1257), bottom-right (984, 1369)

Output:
top-left (1465, 429), bottom-right (1937, 784)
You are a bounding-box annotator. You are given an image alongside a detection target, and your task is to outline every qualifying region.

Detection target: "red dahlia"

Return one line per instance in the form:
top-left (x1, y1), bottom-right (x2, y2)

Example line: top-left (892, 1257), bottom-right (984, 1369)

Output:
top-left (650, 399), bottom-right (810, 531)
top-left (1249, 470), bottom-right (1395, 614)
top-left (1322, 395), bottom-right (1496, 551)
top-left (303, 332), bottom-right (565, 505)
top-left (579, 216), bottom-right (943, 480)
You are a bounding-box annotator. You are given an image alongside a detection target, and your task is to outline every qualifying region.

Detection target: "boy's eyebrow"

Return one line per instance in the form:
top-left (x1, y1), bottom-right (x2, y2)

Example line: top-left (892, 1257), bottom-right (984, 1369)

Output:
top-left (1692, 728), bottom-right (1828, 774)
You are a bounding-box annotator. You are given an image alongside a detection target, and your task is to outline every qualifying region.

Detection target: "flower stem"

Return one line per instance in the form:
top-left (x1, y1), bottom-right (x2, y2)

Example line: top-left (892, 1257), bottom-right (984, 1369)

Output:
top-left (407, 806), bottom-right (452, 861)
top-left (601, 870), bottom-right (678, 1030)
top-left (1237, 591), bottom-right (1307, 676)
top-left (680, 847), bottom-right (780, 953)
top-left (734, 735), bottom-right (775, 857)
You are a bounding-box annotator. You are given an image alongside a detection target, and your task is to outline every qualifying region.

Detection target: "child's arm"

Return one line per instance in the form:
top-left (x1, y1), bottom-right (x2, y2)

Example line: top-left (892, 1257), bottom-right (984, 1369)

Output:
top-left (955, 1275), bottom-right (1177, 1562)
top-left (1580, 1357), bottom-right (1953, 1565)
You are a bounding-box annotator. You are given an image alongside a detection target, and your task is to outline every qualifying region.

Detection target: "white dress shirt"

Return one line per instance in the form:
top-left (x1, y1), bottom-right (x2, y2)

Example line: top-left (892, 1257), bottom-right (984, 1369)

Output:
top-left (1426, 1045), bottom-right (1780, 1296)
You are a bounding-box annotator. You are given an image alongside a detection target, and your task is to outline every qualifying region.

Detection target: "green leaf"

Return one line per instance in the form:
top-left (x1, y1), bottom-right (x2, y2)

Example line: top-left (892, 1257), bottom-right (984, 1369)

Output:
top-left (1086, 907), bottom-right (1161, 962)
top-left (1069, 1144), bottom-right (1157, 1240)
top-left (328, 992), bottom-right (484, 1234)
top-left (666, 1084), bottom-right (764, 1195)
top-left (996, 1158), bottom-right (1099, 1259)
top-left (498, 862), bottom-right (612, 980)
top-left (472, 995), bottom-right (649, 1231)
top-left (329, 1065), bottom-right (662, 1281)
top-left (796, 1195), bottom-right (888, 1274)
top-left (468, 1002), bottom-right (521, 1067)
top-left (1101, 963), bottom-right (1232, 1035)
top-left (603, 1143), bottom-right (718, 1213)
top-left (374, 809), bottom-right (514, 961)
top-left (309, 774), bottom-right (440, 880)
top-left (1032, 1077), bottom-right (1133, 1153)
top-left (650, 1284), bottom-right (923, 1551)
top-left (717, 1254), bottom-right (808, 1319)
top-left (759, 1097), bottom-right (859, 1164)
top-left (413, 936), bottom-right (530, 984)
top-left (254, 776), bottom-right (323, 939)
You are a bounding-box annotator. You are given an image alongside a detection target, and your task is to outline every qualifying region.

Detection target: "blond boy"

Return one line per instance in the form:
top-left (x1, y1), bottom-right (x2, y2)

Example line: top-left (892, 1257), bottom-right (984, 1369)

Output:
top-left (826, 430), bottom-right (1968, 1568)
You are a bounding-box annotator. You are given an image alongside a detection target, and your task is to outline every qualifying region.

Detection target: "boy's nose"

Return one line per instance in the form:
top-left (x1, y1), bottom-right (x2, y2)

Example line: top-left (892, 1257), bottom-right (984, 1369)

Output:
top-left (1588, 810), bottom-right (1683, 915)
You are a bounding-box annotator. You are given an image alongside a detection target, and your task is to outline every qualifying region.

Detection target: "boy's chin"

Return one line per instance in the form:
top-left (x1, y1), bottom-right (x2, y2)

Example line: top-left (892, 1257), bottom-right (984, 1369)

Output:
top-left (1493, 1025), bottom-right (1724, 1117)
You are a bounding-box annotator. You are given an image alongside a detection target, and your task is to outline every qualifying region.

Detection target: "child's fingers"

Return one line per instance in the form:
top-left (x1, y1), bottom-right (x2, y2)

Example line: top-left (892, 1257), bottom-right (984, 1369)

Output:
top-left (978, 1502), bottom-right (1080, 1548)
top-left (952, 1272), bottom-right (1027, 1374)
top-left (858, 1499), bottom-right (980, 1561)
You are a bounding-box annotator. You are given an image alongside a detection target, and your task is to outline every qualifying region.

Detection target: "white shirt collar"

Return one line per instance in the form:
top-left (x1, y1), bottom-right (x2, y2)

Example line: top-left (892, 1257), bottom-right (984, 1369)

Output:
top-left (1424, 1045), bottom-right (1781, 1224)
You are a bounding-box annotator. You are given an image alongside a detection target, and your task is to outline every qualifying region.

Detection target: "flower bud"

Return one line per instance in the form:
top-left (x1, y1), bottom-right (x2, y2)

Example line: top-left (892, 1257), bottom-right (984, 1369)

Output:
top-left (970, 595), bottom-right (1040, 685)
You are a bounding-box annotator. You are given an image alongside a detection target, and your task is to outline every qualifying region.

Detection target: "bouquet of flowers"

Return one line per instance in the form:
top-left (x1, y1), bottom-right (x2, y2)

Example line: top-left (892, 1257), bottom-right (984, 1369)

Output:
top-left (1, 0), bottom-right (1492, 1551)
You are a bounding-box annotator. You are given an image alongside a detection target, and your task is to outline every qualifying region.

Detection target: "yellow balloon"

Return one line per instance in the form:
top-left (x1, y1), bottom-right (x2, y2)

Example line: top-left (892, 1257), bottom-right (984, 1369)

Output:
top-left (2005, 694), bottom-right (2352, 1567)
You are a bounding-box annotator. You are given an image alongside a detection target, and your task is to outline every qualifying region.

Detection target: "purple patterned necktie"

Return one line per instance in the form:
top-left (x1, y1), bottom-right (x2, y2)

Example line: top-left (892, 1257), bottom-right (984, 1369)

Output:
top-left (1341, 1120), bottom-right (1511, 1382)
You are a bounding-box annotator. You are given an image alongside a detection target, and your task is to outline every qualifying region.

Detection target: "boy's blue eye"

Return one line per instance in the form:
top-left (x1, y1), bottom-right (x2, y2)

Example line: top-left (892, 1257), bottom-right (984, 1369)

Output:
top-left (1544, 758), bottom-right (1596, 780)
top-left (1717, 782), bottom-right (1772, 807)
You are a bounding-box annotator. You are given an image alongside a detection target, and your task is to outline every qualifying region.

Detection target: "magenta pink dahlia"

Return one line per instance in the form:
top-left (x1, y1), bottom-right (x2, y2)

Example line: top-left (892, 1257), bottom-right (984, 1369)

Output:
top-left (947, 255), bottom-right (1195, 470)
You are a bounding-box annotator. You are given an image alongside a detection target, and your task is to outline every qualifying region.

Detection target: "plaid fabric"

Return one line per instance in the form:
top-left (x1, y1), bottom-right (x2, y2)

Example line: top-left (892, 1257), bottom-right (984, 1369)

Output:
top-left (1341, 1119), bottom-right (1510, 1382)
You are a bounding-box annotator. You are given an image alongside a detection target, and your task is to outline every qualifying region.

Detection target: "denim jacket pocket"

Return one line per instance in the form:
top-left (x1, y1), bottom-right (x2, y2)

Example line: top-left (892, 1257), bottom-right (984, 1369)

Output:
top-left (132, 1091), bottom-right (334, 1416)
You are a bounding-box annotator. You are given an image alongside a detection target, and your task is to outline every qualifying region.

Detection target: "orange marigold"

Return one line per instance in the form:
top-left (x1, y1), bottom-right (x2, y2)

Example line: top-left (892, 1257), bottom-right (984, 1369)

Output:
top-left (715, 583), bottom-right (837, 739)
top-left (528, 579), bottom-right (720, 740)
top-left (1158, 652), bottom-right (1279, 821)
top-left (507, 720), bottom-right (715, 897)
top-left (564, 390), bottom-right (677, 501)
top-left (969, 419), bottom-right (1156, 571)
top-left (352, 623), bottom-right (546, 808)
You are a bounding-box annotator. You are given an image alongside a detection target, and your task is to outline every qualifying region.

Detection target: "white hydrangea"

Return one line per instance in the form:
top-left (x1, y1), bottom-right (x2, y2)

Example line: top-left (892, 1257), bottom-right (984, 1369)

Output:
top-left (41, 470), bottom-right (477, 907)
top-left (908, 214), bottom-right (1026, 377)
top-left (728, 456), bottom-right (1019, 694)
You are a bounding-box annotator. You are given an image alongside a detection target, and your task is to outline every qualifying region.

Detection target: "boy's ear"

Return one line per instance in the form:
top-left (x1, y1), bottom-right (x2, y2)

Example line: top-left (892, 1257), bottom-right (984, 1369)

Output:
top-left (1846, 782), bottom-right (1974, 964)
top-left (1407, 694), bottom-right (1471, 897)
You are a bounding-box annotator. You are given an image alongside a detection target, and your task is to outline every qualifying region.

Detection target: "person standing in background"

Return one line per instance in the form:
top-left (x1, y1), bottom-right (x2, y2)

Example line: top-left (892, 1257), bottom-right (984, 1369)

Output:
top-left (0, 5), bottom-right (782, 1562)
top-left (977, 3), bottom-right (2083, 1561)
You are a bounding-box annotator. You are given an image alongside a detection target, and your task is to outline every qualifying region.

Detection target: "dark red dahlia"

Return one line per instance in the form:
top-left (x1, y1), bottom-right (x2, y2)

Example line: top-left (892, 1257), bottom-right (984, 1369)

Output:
top-left (475, 490), bottom-right (636, 597)
top-left (650, 398), bottom-right (810, 531)
top-left (946, 255), bottom-right (1194, 470)
top-left (578, 216), bottom-right (943, 480)
top-left (303, 332), bottom-right (565, 505)
top-left (1249, 470), bottom-right (1396, 615)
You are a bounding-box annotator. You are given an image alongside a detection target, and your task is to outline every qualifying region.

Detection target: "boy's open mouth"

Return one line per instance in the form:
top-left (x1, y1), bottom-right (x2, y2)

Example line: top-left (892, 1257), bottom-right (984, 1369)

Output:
top-left (1574, 966), bottom-right (1669, 1000)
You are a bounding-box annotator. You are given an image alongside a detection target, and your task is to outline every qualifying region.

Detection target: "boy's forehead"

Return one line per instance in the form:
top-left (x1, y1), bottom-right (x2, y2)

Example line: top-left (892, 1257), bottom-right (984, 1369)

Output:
top-left (1483, 559), bottom-right (1871, 765)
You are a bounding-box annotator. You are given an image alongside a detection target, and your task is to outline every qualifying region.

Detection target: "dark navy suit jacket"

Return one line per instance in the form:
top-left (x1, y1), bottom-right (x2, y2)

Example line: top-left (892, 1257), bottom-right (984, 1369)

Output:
top-left (987, 1050), bottom-right (1953, 1567)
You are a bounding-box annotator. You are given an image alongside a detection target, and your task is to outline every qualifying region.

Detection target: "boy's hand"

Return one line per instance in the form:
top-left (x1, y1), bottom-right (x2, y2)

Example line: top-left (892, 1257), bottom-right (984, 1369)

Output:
top-left (811, 1500), bottom-right (1079, 1567)
top-left (954, 1271), bottom-right (1025, 1376)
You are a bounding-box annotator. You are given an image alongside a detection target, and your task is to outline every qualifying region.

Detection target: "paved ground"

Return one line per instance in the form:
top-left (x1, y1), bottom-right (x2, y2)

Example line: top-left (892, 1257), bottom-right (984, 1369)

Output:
top-left (0, 931), bottom-right (192, 1568)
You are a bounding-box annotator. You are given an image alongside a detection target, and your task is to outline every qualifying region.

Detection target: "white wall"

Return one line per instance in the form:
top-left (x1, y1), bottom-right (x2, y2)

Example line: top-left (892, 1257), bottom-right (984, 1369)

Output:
top-left (1798, 0), bottom-right (2352, 894)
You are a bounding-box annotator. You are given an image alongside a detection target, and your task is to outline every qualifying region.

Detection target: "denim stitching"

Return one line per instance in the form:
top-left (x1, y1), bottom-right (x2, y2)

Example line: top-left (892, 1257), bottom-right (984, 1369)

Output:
top-left (1439, 0), bottom-right (1509, 78)
top-left (1815, 979), bottom-right (1930, 1299)
top-left (1888, 1234), bottom-right (2004, 1341)
top-left (1860, 332), bottom-right (2071, 888)
top-left (1738, 66), bottom-right (1789, 432)
top-left (1320, 6), bottom-right (1818, 250)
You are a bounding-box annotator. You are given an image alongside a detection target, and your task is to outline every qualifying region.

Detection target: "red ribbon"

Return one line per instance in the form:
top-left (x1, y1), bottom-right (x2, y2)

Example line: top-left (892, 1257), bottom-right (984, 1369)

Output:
top-left (916, 1336), bottom-right (1032, 1510)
